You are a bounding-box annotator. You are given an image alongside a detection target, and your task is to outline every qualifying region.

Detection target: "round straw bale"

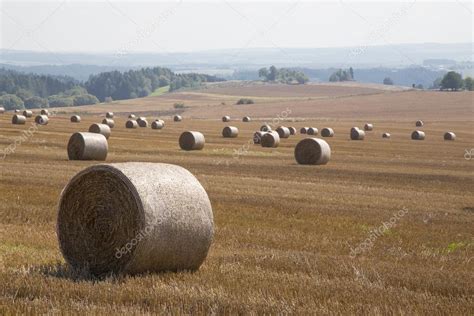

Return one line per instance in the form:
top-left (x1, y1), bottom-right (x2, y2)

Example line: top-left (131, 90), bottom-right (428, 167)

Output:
top-left (155, 119), bottom-right (165, 126)
top-left (411, 130), bottom-right (425, 140)
top-left (260, 124), bottom-right (271, 132)
top-left (222, 115), bottom-right (230, 122)
top-left (253, 131), bottom-right (267, 144)
top-left (70, 115), bottom-right (81, 123)
top-left (67, 132), bottom-right (108, 161)
top-left (23, 110), bottom-right (33, 118)
top-left (102, 118), bottom-right (115, 128)
top-left (151, 120), bottom-right (164, 130)
top-left (350, 127), bottom-right (365, 140)
top-left (12, 114), bottom-right (26, 125)
top-left (294, 138), bottom-right (331, 165)
top-left (0, 107), bottom-right (5, 114)
top-left (288, 127), bottom-right (297, 135)
top-left (40, 109), bottom-right (49, 116)
top-left (222, 126), bottom-right (238, 138)
top-left (261, 131), bottom-right (280, 148)
top-left (106, 112), bottom-right (114, 119)
top-left (321, 127), bottom-right (334, 137)
top-left (364, 123), bottom-right (374, 131)
top-left (89, 123), bottom-right (111, 139)
top-left (57, 162), bottom-right (213, 275)
top-left (35, 115), bottom-right (49, 125)
top-left (14, 109), bottom-right (20, 113)
top-left (128, 114), bottom-right (136, 119)
top-left (179, 131), bottom-right (205, 150)
top-left (276, 126), bottom-right (290, 138)
top-left (416, 120), bottom-right (424, 127)
top-left (242, 116), bottom-right (251, 122)
top-left (444, 132), bottom-right (456, 140)
top-left (307, 127), bottom-right (318, 136)
top-left (382, 132), bottom-right (391, 138)
top-left (300, 127), bottom-right (309, 134)
top-left (174, 115), bottom-right (182, 122)
top-left (125, 120), bottom-right (138, 129)
top-left (137, 118), bottom-right (148, 128)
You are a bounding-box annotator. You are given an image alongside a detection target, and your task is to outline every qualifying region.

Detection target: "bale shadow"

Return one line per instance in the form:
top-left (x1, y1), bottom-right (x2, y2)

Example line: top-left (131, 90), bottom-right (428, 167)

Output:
top-left (32, 262), bottom-right (124, 283)
top-left (32, 262), bottom-right (193, 283)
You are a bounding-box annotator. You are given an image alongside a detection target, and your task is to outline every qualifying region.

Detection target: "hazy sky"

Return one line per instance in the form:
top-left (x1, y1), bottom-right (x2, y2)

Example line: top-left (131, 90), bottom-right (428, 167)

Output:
top-left (1, 1), bottom-right (472, 53)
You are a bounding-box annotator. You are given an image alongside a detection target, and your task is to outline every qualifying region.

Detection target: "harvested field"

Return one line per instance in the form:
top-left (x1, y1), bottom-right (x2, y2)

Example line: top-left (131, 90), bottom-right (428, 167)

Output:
top-left (0, 83), bottom-right (473, 314)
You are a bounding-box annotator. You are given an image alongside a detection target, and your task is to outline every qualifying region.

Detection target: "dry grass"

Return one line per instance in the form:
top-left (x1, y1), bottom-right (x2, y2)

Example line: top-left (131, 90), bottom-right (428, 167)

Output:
top-left (0, 83), bottom-right (473, 314)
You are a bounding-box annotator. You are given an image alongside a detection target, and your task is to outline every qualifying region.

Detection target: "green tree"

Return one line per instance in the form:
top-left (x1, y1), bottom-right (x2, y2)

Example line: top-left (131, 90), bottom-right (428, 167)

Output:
top-left (464, 77), bottom-right (473, 91)
top-left (73, 94), bottom-right (99, 106)
top-left (258, 67), bottom-right (269, 80)
top-left (349, 67), bottom-right (354, 80)
top-left (48, 95), bottom-right (74, 107)
top-left (0, 94), bottom-right (24, 110)
top-left (24, 96), bottom-right (49, 109)
top-left (268, 65), bottom-right (278, 81)
top-left (440, 71), bottom-right (464, 91)
top-left (16, 89), bottom-right (33, 101)
top-left (383, 77), bottom-right (394, 85)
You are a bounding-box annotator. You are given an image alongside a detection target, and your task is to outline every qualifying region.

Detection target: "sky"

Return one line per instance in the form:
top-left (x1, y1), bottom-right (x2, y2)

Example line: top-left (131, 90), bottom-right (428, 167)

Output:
top-left (0, 0), bottom-right (472, 53)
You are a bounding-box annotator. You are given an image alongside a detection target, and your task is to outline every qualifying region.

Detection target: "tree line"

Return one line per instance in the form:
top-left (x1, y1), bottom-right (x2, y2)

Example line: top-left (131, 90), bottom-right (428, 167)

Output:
top-left (0, 67), bottom-right (224, 110)
top-left (258, 66), bottom-right (309, 84)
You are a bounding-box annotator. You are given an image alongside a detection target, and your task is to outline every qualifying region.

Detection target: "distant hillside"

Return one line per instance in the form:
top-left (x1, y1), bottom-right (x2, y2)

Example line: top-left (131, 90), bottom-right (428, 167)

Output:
top-left (1, 43), bottom-right (471, 69)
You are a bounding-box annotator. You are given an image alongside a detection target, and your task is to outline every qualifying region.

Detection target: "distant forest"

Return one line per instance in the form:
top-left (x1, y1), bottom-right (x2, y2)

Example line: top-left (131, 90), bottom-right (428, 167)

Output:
top-left (0, 67), bottom-right (224, 109)
top-left (231, 66), bottom-right (447, 88)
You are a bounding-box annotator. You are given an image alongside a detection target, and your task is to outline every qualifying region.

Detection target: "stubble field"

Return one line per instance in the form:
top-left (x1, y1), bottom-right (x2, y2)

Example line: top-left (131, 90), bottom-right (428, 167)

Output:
top-left (0, 82), bottom-right (473, 314)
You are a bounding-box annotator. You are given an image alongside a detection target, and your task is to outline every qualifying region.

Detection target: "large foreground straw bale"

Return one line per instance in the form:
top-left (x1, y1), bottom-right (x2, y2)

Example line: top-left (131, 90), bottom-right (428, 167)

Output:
top-left (57, 162), bottom-right (214, 275)
top-left (261, 131), bottom-right (280, 148)
top-left (294, 138), bottom-right (331, 165)
top-left (67, 132), bottom-right (108, 161)
top-left (321, 128), bottom-right (334, 137)
top-left (179, 131), bottom-right (205, 150)
top-left (222, 126), bottom-right (238, 138)
top-left (89, 123), bottom-right (111, 139)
